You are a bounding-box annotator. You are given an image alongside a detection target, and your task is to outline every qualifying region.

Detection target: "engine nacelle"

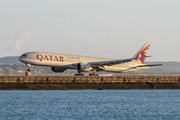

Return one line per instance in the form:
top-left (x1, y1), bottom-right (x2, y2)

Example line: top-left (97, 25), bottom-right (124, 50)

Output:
top-left (51, 67), bottom-right (67, 72)
top-left (77, 63), bottom-right (92, 72)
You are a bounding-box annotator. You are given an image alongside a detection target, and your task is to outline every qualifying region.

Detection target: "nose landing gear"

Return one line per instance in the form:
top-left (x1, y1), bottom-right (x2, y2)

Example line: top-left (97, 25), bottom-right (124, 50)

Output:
top-left (26, 64), bottom-right (31, 76)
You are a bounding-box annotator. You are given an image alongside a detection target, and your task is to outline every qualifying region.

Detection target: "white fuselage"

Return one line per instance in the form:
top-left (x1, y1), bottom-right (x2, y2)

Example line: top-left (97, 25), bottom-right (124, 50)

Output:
top-left (19, 52), bottom-right (149, 73)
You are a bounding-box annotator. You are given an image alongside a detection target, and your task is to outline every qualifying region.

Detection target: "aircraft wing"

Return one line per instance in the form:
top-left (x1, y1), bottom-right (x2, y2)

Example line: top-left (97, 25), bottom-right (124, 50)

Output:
top-left (137, 64), bottom-right (163, 67)
top-left (116, 64), bottom-right (163, 73)
top-left (90, 56), bottom-right (149, 67)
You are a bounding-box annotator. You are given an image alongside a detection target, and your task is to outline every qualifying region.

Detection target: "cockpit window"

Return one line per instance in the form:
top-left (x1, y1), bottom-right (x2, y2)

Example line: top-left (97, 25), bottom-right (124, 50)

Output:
top-left (22, 55), bottom-right (27, 57)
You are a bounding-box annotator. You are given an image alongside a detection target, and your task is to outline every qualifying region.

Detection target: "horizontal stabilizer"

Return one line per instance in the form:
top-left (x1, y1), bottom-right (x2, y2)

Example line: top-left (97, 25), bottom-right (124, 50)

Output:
top-left (137, 64), bottom-right (163, 67)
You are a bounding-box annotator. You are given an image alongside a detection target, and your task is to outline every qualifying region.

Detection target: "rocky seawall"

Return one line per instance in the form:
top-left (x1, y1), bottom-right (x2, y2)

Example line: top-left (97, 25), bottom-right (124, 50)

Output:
top-left (0, 76), bottom-right (180, 90)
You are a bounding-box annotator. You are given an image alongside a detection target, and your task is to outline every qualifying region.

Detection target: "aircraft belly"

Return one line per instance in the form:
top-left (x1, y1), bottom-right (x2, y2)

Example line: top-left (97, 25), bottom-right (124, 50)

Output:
top-left (43, 61), bottom-right (70, 67)
top-left (103, 66), bottom-right (127, 72)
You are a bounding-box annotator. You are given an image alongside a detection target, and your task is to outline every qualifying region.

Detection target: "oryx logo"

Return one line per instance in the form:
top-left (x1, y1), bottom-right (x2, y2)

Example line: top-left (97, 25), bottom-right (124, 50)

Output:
top-left (135, 45), bottom-right (150, 63)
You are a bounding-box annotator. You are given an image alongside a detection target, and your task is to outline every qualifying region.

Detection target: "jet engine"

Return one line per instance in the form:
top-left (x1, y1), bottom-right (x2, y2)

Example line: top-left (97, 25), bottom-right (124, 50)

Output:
top-left (77, 63), bottom-right (92, 72)
top-left (51, 67), bottom-right (67, 72)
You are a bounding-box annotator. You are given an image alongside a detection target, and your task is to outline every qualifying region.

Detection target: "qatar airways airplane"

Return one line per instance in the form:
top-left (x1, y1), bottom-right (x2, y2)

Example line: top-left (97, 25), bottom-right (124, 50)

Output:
top-left (19, 42), bottom-right (162, 76)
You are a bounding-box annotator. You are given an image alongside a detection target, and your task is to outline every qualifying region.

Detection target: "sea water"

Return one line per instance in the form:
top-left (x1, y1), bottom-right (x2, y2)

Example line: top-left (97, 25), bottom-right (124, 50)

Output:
top-left (0, 90), bottom-right (180, 120)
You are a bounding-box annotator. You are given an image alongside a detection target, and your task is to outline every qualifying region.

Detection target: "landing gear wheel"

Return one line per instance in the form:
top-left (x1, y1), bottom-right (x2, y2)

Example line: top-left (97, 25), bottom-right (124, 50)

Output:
top-left (75, 74), bottom-right (84, 76)
top-left (89, 73), bottom-right (99, 76)
top-left (89, 69), bottom-right (98, 76)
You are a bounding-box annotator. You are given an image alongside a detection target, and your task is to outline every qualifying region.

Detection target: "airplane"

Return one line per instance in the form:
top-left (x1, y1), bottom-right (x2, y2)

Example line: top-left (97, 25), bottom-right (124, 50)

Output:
top-left (19, 42), bottom-right (163, 76)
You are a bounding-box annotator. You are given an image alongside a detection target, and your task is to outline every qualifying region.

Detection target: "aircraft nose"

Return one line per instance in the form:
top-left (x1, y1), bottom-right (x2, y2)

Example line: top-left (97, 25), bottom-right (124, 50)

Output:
top-left (19, 56), bottom-right (23, 62)
top-left (19, 54), bottom-right (27, 62)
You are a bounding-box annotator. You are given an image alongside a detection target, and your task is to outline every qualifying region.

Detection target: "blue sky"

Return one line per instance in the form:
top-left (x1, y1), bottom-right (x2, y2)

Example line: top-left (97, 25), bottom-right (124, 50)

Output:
top-left (0, 0), bottom-right (180, 61)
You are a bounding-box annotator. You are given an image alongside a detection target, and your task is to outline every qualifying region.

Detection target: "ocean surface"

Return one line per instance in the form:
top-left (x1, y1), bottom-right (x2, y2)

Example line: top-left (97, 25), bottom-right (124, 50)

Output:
top-left (0, 90), bottom-right (180, 120)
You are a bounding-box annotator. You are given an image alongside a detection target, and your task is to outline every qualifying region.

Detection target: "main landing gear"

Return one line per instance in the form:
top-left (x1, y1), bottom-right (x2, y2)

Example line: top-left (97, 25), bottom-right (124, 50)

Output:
top-left (89, 73), bottom-right (99, 76)
top-left (26, 64), bottom-right (31, 76)
top-left (74, 65), bottom-right (98, 76)
top-left (74, 73), bottom-right (99, 76)
top-left (89, 69), bottom-right (99, 76)
top-left (75, 73), bottom-right (84, 76)
top-left (75, 69), bottom-right (84, 76)
top-left (75, 71), bottom-right (84, 76)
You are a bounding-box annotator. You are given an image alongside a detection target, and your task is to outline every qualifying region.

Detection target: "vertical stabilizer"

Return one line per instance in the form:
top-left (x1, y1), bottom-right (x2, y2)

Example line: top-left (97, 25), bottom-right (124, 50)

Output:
top-left (132, 42), bottom-right (151, 64)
